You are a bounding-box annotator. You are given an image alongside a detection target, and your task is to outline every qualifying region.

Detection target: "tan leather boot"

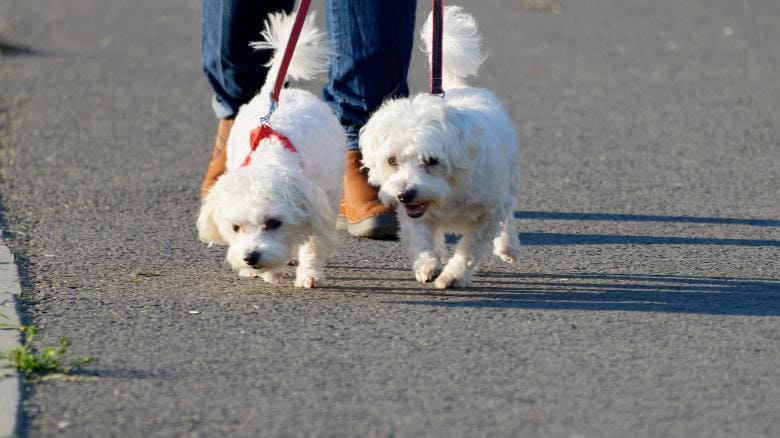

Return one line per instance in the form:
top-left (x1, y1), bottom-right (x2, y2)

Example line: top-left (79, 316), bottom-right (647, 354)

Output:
top-left (342, 150), bottom-right (398, 239)
top-left (200, 118), bottom-right (235, 199)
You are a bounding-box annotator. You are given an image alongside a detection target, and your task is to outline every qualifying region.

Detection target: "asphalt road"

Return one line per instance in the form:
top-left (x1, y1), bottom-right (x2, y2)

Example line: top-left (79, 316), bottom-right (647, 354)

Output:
top-left (1, 0), bottom-right (779, 436)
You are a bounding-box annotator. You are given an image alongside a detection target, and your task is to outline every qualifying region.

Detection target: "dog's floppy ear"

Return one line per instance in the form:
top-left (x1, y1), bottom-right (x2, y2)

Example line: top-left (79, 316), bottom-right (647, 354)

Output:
top-left (359, 100), bottom-right (413, 186)
top-left (358, 121), bottom-right (391, 187)
top-left (292, 177), bottom-right (339, 256)
top-left (197, 188), bottom-right (227, 246)
top-left (444, 106), bottom-right (484, 171)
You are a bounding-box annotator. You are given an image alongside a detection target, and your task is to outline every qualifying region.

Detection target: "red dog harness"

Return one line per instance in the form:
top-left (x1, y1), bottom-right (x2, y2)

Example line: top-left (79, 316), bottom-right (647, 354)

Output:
top-left (242, 0), bottom-right (311, 168)
top-left (241, 124), bottom-right (299, 167)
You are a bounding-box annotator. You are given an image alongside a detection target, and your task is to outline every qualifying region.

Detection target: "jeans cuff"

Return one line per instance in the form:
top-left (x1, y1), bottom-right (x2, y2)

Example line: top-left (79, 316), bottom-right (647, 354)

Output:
top-left (211, 95), bottom-right (237, 119)
top-left (346, 133), bottom-right (360, 151)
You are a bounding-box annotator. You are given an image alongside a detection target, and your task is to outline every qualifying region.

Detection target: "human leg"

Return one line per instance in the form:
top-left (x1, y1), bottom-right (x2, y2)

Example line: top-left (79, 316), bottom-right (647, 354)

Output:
top-left (324, 0), bottom-right (417, 238)
top-left (200, 0), bottom-right (294, 198)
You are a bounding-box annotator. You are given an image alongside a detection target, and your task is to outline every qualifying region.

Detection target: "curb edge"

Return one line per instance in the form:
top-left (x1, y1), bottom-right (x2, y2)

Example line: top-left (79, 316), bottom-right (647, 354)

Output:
top-left (0, 242), bottom-right (22, 438)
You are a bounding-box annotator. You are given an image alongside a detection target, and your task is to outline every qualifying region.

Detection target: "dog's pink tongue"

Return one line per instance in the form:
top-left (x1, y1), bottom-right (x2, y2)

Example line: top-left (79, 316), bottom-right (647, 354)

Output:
top-left (405, 203), bottom-right (428, 217)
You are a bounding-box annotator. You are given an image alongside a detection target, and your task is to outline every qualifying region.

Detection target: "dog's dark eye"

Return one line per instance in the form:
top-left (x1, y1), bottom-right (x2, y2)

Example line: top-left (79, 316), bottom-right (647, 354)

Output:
top-left (424, 157), bottom-right (439, 166)
top-left (388, 156), bottom-right (398, 167)
top-left (263, 218), bottom-right (282, 230)
top-left (232, 225), bottom-right (240, 232)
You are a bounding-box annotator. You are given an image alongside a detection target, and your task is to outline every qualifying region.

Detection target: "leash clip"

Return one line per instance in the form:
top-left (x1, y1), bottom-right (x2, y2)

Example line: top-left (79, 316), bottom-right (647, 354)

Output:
top-left (259, 93), bottom-right (278, 125)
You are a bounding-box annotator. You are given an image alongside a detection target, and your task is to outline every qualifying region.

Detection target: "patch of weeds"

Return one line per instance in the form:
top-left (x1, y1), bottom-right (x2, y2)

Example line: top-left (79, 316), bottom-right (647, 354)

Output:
top-left (1, 325), bottom-right (93, 381)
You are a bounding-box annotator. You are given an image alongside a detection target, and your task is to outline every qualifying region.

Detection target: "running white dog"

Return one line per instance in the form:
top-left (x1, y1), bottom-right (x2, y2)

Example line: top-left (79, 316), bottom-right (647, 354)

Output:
top-left (198, 11), bottom-right (344, 288)
top-left (360, 6), bottom-right (521, 289)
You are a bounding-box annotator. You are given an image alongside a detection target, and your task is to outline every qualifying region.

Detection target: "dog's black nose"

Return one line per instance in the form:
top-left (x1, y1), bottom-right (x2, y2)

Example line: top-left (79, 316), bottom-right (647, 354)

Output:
top-left (397, 188), bottom-right (418, 204)
top-left (243, 251), bottom-right (262, 266)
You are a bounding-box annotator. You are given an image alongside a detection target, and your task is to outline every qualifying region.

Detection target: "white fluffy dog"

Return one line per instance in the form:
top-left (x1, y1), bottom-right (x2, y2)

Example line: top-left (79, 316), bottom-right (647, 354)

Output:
top-left (360, 6), bottom-right (522, 289)
top-left (198, 12), bottom-right (345, 288)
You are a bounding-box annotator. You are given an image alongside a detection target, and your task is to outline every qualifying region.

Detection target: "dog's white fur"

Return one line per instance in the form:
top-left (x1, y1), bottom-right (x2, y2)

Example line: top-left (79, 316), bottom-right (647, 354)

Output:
top-left (198, 11), bottom-right (345, 288)
top-left (360, 6), bottom-right (521, 289)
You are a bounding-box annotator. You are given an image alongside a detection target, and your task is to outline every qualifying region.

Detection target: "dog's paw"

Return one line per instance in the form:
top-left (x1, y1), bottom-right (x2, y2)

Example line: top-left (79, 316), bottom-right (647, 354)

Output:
top-left (287, 259), bottom-right (299, 266)
top-left (493, 245), bottom-right (520, 265)
top-left (434, 271), bottom-right (470, 289)
top-left (415, 262), bottom-right (441, 283)
top-left (261, 271), bottom-right (283, 284)
top-left (238, 268), bottom-right (261, 278)
top-left (295, 273), bottom-right (323, 288)
top-left (413, 256), bottom-right (441, 283)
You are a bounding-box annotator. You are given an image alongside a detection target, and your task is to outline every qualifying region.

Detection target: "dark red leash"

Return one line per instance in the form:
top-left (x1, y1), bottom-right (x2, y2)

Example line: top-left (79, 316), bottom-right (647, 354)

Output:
top-left (269, 0), bottom-right (312, 108)
top-left (429, 0), bottom-right (444, 96)
top-left (244, 0), bottom-right (312, 167)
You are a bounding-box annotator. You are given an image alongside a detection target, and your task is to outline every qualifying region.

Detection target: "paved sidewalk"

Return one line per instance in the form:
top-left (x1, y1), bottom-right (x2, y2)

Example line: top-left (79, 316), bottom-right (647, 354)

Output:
top-left (0, 0), bottom-right (779, 436)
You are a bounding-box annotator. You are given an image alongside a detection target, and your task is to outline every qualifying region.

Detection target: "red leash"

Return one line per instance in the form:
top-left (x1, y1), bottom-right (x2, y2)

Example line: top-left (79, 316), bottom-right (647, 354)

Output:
top-left (269, 0), bottom-right (312, 106)
top-left (430, 0), bottom-right (445, 96)
top-left (243, 0), bottom-right (312, 167)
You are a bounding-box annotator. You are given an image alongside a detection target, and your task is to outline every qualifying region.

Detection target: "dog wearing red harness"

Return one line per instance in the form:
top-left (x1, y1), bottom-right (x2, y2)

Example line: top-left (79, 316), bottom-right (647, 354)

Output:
top-left (198, 11), bottom-right (344, 288)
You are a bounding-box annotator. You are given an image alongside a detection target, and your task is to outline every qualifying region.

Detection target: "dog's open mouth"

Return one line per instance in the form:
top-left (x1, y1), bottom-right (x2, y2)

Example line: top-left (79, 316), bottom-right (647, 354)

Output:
top-left (404, 202), bottom-right (429, 218)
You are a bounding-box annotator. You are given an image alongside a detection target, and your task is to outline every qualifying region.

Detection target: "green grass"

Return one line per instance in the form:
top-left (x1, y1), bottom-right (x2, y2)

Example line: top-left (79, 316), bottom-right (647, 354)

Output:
top-left (1, 325), bottom-right (92, 379)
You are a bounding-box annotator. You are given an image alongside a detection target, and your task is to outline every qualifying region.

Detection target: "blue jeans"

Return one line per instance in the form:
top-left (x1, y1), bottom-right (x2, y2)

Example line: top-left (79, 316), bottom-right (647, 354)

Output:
top-left (201, 0), bottom-right (417, 150)
top-left (201, 0), bottom-right (294, 119)
top-left (323, 0), bottom-right (417, 149)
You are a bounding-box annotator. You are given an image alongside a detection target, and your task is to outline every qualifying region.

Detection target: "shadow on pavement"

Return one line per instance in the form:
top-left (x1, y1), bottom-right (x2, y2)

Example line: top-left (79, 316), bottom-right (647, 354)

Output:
top-left (397, 272), bottom-right (780, 316)
top-left (0, 38), bottom-right (40, 57)
top-left (520, 232), bottom-right (780, 247)
top-left (331, 210), bottom-right (778, 314)
top-left (492, 210), bottom-right (780, 247)
top-left (329, 271), bottom-right (780, 317)
top-left (516, 210), bottom-right (780, 227)
top-left (70, 368), bottom-right (175, 381)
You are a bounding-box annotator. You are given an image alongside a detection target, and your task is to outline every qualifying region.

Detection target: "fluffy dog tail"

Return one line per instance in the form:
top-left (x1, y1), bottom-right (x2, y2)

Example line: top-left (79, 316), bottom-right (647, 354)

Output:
top-left (251, 10), bottom-right (329, 89)
top-left (421, 6), bottom-right (485, 89)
